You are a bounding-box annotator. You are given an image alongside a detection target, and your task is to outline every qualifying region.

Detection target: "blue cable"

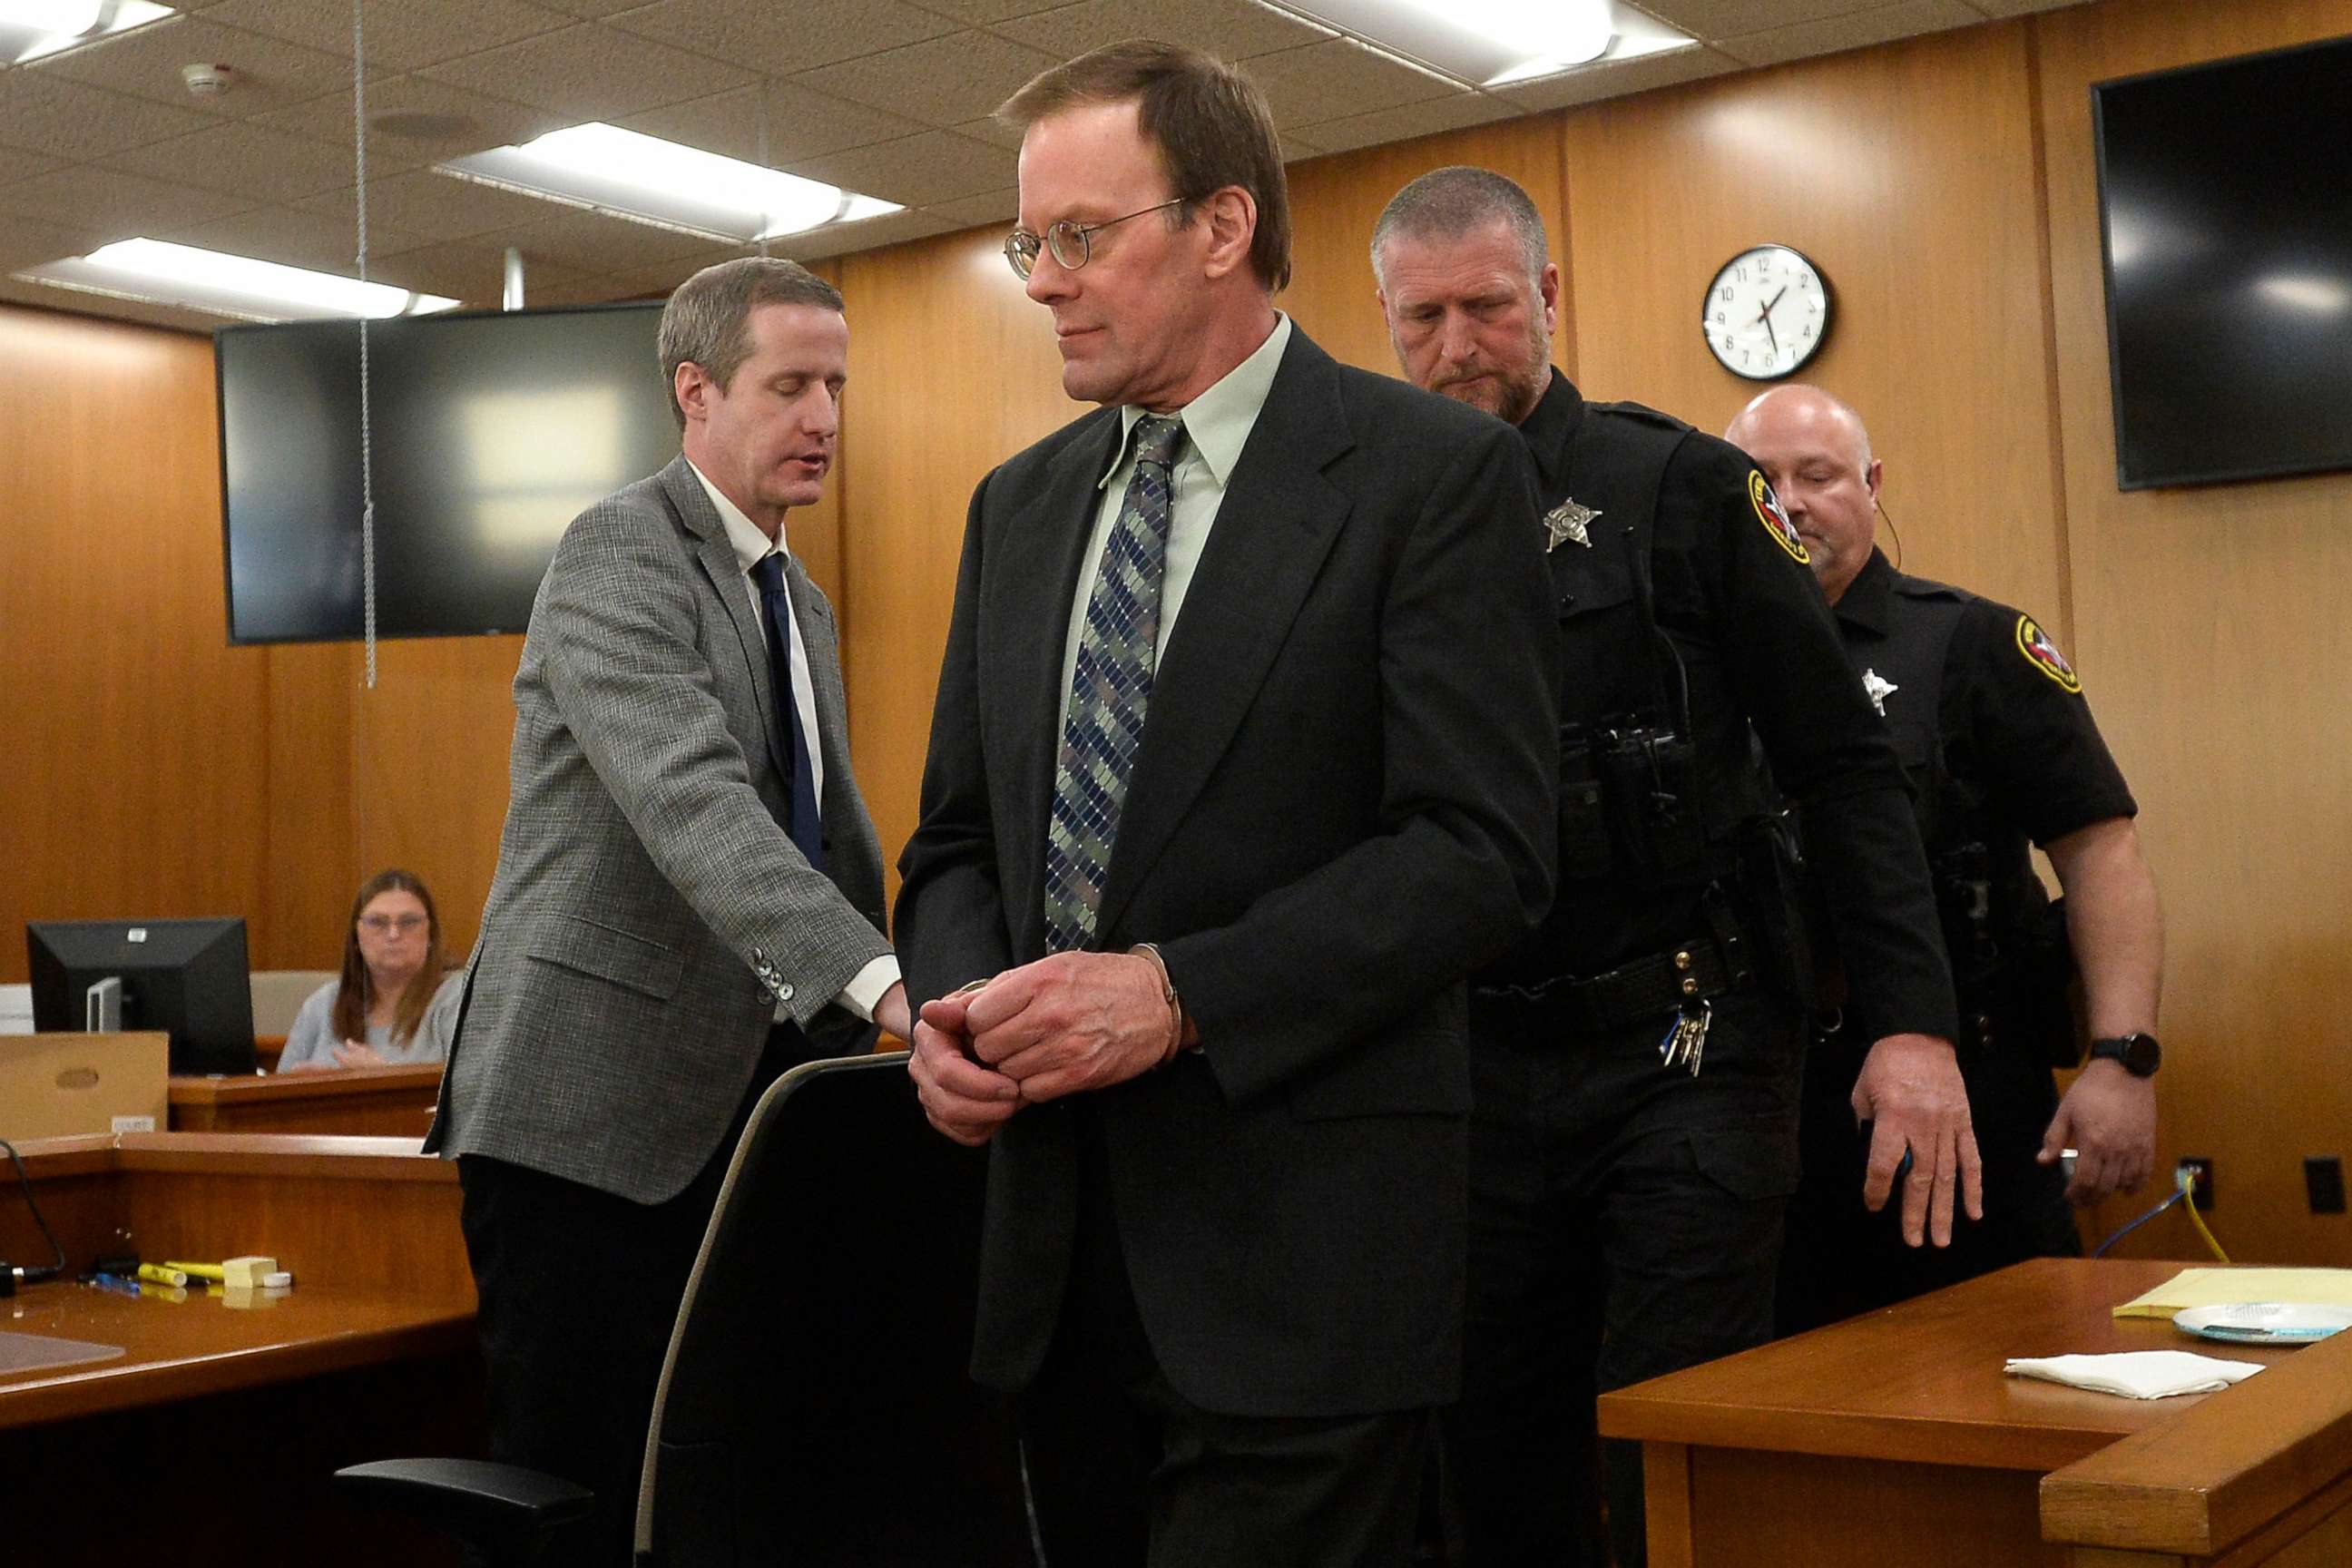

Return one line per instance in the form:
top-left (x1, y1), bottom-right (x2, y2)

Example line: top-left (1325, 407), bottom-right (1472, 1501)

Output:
top-left (2091, 1185), bottom-right (2188, 1259)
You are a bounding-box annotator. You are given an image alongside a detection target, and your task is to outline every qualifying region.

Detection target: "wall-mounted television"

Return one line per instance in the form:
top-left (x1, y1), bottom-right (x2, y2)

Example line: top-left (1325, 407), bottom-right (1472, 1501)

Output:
top-left (217, 300), bottom-right (679, 643)
top-left (2092, 34), bottom-right (2352, 490)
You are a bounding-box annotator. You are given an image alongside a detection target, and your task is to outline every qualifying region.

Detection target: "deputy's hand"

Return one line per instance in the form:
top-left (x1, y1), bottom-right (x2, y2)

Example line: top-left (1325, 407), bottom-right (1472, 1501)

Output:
top-left (906, 994), bottom-right (1021, 1146)
top-left (332, 1040), bottom-right (388, 1069)
top-left (872, 980), bottom-right (912, 1043)
top-left (964, 951), bottom-right (1179, 1102)
top-left (2039, 1058), bottom-right (2156, 1203)
top-left (1851, 1033), bottom-right (1983, 1247)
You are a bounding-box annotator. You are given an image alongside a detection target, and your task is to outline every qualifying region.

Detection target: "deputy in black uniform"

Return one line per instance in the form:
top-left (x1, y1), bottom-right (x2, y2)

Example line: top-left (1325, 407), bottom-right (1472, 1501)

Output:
top-left (1726, 385), bottom-right (2163, 1330)
top-left (1373, 168), bottom-right (1977, 1568)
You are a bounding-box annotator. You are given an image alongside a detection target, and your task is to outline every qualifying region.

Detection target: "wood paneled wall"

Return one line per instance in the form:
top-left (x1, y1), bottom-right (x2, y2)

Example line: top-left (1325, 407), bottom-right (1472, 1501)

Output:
top-left (11, 0), bottom-right (2348, 1261)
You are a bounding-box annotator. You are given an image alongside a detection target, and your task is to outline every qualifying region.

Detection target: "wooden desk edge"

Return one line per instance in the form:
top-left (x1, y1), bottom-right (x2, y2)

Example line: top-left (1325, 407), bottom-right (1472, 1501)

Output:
top-left (15, 1132), bottom-right (454, 1182)
top-left (1596, 1386), bottom-right (2125, 1474)
top-left (0, 1306), bottom-right (475, 1432)
top-left (170, 1063), bottom-right (443, 1106)
top-left (2040, 1328), bottom-right (2352, 1555)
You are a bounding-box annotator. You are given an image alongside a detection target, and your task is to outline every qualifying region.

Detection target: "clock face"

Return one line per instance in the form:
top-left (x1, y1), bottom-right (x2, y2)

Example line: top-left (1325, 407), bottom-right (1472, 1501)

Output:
top-left (1703, 245), bottom-right (1830, 379)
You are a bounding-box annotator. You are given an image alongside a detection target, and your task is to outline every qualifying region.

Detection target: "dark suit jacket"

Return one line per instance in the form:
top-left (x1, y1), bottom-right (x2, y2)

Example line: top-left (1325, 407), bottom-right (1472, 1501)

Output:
top-left (894, 327), bottom-right (1559, 1418)
top-left (428, 456), bottom-right (891, 1204)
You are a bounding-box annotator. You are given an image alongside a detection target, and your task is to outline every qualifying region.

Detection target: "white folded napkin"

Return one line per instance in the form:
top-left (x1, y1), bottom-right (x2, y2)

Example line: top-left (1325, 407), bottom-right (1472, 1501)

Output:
top-left (2004, 1350), bottom-right (2265, 1399)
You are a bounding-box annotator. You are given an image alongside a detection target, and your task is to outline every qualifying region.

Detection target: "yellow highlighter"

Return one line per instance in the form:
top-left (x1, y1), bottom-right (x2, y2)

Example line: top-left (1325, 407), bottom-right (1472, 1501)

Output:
top-left (164, 1260), bottom-right (228, 1282)
top-left (137, 1263), bottom-right (189, 1288)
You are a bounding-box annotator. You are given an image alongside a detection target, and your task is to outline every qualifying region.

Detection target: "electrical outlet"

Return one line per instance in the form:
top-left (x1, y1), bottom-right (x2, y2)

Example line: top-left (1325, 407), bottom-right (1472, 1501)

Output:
top-left (2176, 1157), bottom-right (2215, 1210)
top-left (2306, 1156), bottom-right (2346, 1215)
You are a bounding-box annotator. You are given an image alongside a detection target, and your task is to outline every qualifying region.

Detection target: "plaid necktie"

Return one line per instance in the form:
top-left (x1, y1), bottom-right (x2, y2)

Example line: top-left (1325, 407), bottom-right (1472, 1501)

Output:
top-left (1044, 413), bottom-right (1185, 952)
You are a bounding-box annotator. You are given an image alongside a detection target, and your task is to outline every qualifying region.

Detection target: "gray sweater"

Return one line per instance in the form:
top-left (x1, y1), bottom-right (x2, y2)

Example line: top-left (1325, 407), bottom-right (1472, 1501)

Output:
top-left (277, 972), bottom-right (465, 1071)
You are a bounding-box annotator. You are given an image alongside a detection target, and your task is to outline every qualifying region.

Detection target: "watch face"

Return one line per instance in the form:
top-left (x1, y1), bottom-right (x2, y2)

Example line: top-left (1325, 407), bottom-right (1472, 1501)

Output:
top-left (1703, 244), bottom-right (1830, 380)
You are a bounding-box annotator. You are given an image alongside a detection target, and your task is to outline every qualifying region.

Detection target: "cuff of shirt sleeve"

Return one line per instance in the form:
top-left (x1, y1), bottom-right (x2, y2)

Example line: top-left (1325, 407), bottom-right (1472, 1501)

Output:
top-left (836, 955), bottom-right (904, 1024)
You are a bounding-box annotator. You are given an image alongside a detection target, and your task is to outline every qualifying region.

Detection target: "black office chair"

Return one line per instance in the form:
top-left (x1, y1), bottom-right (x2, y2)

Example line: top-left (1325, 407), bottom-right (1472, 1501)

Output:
top-left (338, 1051), bottom-right (1032, 1566)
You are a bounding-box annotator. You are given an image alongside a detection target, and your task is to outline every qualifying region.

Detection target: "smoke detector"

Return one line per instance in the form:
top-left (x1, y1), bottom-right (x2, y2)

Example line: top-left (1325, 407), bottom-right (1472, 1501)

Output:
top-left (180, 61), bottom-right (233, 97)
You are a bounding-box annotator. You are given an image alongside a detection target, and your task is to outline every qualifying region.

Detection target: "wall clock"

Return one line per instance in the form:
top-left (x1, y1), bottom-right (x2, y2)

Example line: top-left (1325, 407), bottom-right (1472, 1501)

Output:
top-left (1703, 244), bottom-right (1831, 379)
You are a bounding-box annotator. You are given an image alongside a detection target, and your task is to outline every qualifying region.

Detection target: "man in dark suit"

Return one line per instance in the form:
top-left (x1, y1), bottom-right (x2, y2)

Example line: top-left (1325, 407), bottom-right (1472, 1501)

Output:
top-left (427, 258), bottom-right (905, 1564)
top-left (895, 41), bottom-right (1560, 1568)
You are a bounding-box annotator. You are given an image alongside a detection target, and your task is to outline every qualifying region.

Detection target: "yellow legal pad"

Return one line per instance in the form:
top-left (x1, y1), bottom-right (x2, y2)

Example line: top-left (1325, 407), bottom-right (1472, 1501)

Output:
top-left (2112, 1268), bottom-right (2352, 1318)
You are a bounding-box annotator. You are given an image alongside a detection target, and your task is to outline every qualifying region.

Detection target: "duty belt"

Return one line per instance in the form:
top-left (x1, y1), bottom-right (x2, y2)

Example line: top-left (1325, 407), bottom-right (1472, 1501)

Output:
top-left (1472, 931), bottom-right (1748, 1037)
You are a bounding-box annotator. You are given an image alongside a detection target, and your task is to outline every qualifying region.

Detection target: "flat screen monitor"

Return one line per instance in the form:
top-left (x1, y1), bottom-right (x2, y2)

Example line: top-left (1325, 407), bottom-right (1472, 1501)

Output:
top-left (2092, 35), bottom-right (2352, 489)
top-left (27, 917), bottom-right (257, 1075)
top-left (216, 300), bottom-right (679, 643)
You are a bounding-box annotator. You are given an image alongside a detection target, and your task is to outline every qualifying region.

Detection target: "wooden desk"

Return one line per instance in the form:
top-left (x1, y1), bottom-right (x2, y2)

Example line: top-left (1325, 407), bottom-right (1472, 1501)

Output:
top-left (1599, 1258), bottom-right (2346, 1567)
top-left (169, 1062), bottom-right (443, 1138)
top-left (0, 1134), bottom-right (478, 1565)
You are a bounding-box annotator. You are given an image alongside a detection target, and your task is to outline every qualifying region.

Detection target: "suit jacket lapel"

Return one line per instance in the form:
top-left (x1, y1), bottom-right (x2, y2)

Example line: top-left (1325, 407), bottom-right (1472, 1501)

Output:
top-left (990, 411), bottom-right (1125, 956)
top-left (1093, 333), bottom-right (1354, 940)
top-left (660, 456), bottom-right (793, 783)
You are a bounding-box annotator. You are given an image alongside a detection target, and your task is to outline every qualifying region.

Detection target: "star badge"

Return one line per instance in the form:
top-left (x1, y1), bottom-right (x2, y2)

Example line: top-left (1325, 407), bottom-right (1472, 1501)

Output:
top-left (1544, 497), bottom-right (1600, 552)
top-left (1861, 667), bottom-right (1899, 717)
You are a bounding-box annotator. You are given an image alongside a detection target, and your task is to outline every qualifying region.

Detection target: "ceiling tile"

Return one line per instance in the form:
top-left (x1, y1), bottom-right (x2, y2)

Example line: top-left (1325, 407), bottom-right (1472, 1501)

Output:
top-left (793, 31), bottom-right (1061, 129)
top-left (1240, 38), bottom-right (1456, 126)
top-left (786, 129), bottom-right (1015, 207)
top-left (0, 211), bottom-right (102, 270)
top-left (103, 120), bottom-right (358, 202)
top-left (417, 23), bottom-right (757, 121)
top-left (894, 0), bottom-right (1067, 19)
top-left (367, 236), bottom-right (603, 306)
top-left (0, 74), bottom-right (217, 159)
top-left (1717, 0), bottom-right (1980, 66)
top-left (0, 142), bottom-right (62, 184)
top-left (0, 274), bottom-right (230, 332)
top-left (992, 0), bottom-right (1328, 62)
top-left (524, 0), bottom-right (652, 16)
top-left (487, 205), bottom-right (724, 271)
top-left (199, 0), bottom-right (573, 73)
top-left (293, 166), bottom-right (575, 243)
top-left (1968, 0), bottom-right (2084, 15)
top-left (1291, 88), bottom-right (1515, 156)
top-left (603, 242), bottom-right (753, 294)
top-left (0, 164), bottom-right (258, 234)
top-left (1279, 130), bottom-right (1324, 162)
top-left (155, 202), bottom-right (424, 270)
top-left (954, 114), bottom-right (1024, 152)
top-left (924, 187), bottom-right (1016, 229)
top-left (1489, 43), bottom-right (1743, 111)
top-left (621, 82), bottom-right (928, 165)
top-left (33, 15), bottom-right (355, 115)
top-left (1632, 0), bottom-right (1887, 37)
top-left (604, 0), bottom-right (958, 75)
top-left (775, 206), bottom-right (954, 261)
top-left (252, 76), bottom-right (567, 169)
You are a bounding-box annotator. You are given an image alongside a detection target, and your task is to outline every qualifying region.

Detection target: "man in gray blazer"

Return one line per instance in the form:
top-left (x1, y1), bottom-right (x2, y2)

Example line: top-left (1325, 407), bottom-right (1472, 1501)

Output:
top-left (426, 257), bottom-right (903, 1564)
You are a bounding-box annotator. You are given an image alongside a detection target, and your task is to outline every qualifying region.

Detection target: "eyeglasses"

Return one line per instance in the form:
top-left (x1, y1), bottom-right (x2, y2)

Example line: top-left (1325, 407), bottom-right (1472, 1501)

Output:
top-left (359, 914), bottom-right (428, 936)
top-left (1004, 198), bottom-right (1187, 280)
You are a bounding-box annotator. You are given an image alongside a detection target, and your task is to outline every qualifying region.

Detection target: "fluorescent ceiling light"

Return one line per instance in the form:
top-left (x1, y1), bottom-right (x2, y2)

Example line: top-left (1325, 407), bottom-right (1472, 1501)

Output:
top-left (13, 239), bottom-right (460, 322)
top-left (437, 122), bottom-right (902, 244)
top-left (1270, 0), bottom-right (1691, 87)
top-left (3, 0), bottom-right (172, 64)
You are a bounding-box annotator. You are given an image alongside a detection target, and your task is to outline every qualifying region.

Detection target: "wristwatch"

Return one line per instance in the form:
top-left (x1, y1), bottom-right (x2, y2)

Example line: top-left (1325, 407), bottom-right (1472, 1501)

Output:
top-left (2087, 1032), bottom-right (2161, 1077)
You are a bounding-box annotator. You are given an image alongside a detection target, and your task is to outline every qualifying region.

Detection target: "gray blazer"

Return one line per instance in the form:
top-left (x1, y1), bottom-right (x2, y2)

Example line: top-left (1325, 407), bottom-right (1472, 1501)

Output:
top-left (427, 455), bottom-right (891, 1203)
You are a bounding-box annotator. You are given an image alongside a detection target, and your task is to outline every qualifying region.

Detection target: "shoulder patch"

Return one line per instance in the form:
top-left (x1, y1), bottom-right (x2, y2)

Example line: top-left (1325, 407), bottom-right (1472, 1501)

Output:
top-left (1749, 470), bottom-right (1808, 564)
top-left (2015, 614), bottom-right (2082, 693)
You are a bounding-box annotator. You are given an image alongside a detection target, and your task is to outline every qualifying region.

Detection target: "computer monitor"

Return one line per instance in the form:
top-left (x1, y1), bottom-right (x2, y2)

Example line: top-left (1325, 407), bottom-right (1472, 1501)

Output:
top-left (26, 917), bottom-right (258, 1075)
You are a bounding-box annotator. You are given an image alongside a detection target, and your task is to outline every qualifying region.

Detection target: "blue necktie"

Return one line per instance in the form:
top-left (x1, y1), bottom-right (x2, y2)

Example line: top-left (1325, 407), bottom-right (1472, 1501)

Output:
top-left (1044, 413), bottom-right (1185, 953)
top-left (751, 553), bottom-right (825, 875)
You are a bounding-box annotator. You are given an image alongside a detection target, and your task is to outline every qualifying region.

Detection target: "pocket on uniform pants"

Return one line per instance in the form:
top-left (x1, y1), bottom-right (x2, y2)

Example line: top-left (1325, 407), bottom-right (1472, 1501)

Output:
top-left (1688, 1112), bottom-right (1802, 1202)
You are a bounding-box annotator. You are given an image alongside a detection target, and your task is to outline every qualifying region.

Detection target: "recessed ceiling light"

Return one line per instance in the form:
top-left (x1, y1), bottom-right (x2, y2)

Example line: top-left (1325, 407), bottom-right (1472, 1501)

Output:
top-left (1267, 0), bottom-right (1691, 87)
top-left (436, 122), bottom-right (902, 244)
top-left (13, 238), bottom-right (461, 322)
top-left (2, 0), bottom-right (172, 64)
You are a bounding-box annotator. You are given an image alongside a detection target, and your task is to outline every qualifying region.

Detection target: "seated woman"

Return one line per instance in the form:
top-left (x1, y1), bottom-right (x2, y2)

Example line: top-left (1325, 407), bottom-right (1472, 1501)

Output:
top-left (278, 868), bottom-right (466, 1072)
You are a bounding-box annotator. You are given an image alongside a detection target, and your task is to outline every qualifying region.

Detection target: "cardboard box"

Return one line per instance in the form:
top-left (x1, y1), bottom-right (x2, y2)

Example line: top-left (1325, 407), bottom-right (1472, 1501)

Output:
top-left (0, 1032), bottom-right (170, 1140)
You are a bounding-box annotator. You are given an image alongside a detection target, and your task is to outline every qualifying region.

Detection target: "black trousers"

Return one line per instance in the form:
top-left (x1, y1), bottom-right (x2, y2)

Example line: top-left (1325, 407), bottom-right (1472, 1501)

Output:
top-left (1021, 1108), bottom-right (1433, 1568)
top-left (1779, 1033), bottom-right (2081, 1334)
top-left (1446, 987), bottom-right (1802, 1568)
top-left (455, 1028), bottom-right (801, 1567)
